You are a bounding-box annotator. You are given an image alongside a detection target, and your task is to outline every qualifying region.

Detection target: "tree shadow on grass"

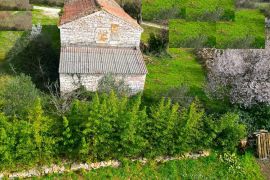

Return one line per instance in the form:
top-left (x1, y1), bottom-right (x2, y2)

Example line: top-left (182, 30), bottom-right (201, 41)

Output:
top-left (3, 25), bottom-right (60, 91)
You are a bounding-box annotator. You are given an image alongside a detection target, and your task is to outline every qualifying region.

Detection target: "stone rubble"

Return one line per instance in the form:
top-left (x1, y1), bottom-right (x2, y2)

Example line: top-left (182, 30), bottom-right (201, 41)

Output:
top-left (0, 152), bottom-right (210, 179)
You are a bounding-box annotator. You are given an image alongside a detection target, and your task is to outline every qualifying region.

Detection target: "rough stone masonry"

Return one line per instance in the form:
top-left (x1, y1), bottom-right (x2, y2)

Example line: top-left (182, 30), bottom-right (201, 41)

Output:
top-left (58, 0), bottom-right (147, 94)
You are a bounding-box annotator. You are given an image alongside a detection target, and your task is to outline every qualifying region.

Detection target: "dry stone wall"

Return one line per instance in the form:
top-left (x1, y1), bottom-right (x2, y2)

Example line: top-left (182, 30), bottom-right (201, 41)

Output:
top-left (59, 11), bottom-right (142, 48)
top-left (0, 151), bottom-right (210, 179)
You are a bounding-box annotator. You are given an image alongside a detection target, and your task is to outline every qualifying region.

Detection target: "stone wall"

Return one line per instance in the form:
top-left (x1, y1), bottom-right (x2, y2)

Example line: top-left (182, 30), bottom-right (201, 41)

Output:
top-left (60, 73), bottom-right (146, 94)
top-left (0, 151), bottom-right (210, 179)
top-left (59, 11), bottom-right (142, 48)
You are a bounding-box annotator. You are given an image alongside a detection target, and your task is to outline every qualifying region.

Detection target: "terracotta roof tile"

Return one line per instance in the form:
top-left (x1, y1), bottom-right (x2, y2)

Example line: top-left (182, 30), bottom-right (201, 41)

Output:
top-left (60, 0), bottom-right (99, 25)
top-left (59, 0), bottom-right (141, 29)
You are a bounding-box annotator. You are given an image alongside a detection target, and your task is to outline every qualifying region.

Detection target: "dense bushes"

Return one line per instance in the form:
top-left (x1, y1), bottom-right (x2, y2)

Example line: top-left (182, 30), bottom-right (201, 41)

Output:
top-left (0, 75), bottom-right (40, 119)
top-left (0, 75), bottom-right (247, 170)
top-left (7, 32), bottom-right (59, 91)
top-left (60, 93), bottom-right (246, 160)
top-left (237, 104), bottom-right (270, 134)
top-left (29, 0), bottom-right (64, 6)
top-left (147, 30), bottom-right (169, 54)
top-left (0, 99), bottom-right (55, 170)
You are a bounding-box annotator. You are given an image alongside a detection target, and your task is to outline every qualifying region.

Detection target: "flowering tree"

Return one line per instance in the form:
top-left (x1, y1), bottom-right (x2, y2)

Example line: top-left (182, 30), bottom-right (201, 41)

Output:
top-left (201, 49), bottom-right (270, 107)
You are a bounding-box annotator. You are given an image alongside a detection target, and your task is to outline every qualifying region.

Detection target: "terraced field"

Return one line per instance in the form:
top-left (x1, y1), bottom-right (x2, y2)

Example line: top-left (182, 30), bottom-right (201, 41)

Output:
top-left (169, 9), bottom-right (265, 49)
top-left (142, 0), bottom-right (235, 21)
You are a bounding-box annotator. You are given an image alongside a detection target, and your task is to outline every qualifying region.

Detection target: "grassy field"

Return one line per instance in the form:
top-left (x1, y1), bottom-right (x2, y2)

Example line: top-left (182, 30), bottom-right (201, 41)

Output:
top-left (0, 8), bottom-right (59, 63)
top-left (0, 31), bottom-right (25, 62)
top-left (216, 9), bottom-right (265, 49)
top-left (142, 0), bottom-right (181, 21)
top-left (183, 0), bottom-right (235, 21)
top-left (144, 48), bottom-right (205, 101)
top-left (32, 9), bottom-right (59, 25)
top-left (169, 20), bottom-right (216, 48)
top-left (41, 152), bottom-right (264, 179)
top-left (169, 9), bottom-right (265, 49)
top-left (142, 0), bottom-right (235, 21)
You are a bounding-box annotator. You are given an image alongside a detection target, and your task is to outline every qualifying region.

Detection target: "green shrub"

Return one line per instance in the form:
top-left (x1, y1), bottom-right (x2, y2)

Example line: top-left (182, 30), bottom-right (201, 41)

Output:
top-left (98, 74), bottom-right (130, 96)
top-left (145, 98), bottom-right (179, 156)
top-left (61, 92), bottom-right (147, 160)
top-left (0, 74), bottom-right (40, 119)
top-left (8, 32), bottom-right (59, 91)
top-left (29, 0), bottom-right (64, 6)
top-left (213, 113), bottom-right (246, 151)
top-left (0, 75), bottom-right (248, 170)
top-left (0, 98), bottom-right (55, 170)
top-left (148, 30), bottom-right (169, 54)
top-left (237, 104), bottom-right (270, 134)
top-left (221, 9), bottom-right (235, 21)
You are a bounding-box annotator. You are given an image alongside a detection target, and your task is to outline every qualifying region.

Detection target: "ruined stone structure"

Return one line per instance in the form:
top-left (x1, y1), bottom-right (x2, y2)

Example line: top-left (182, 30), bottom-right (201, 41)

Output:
top-left (58, 0), bottom-right (147, 94)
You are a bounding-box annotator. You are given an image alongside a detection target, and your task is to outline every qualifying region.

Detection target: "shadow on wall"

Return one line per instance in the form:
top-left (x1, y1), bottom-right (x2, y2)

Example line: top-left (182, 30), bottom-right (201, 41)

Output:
top-left (3, 25), bottom-right (60, 91)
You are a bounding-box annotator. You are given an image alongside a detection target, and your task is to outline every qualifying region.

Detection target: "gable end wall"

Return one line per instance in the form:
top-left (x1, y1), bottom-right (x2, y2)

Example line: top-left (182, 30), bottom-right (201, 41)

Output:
top-left (59, 11), bottom-right (142, 47)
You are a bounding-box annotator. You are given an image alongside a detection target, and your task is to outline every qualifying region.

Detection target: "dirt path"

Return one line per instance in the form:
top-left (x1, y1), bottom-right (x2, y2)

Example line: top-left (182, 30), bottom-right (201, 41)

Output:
top-left (33, 6), bottom-right (61, 18)
top-left (257, 159), bottom-right (270, 180)
top-left (141, 21), bottom-right (168, 30)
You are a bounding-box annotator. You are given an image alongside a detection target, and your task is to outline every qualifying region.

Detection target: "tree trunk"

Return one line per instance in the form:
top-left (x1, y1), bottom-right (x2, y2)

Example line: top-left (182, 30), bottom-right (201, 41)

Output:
top-left (137, 0), bottom-right (142, 24)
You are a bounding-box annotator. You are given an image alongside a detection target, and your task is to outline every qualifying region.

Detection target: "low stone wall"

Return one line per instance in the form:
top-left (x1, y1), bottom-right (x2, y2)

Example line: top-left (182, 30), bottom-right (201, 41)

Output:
top-left (60, 73), bottom-right (146, 94)
top-left (0, 151), bottom-right (210, 179)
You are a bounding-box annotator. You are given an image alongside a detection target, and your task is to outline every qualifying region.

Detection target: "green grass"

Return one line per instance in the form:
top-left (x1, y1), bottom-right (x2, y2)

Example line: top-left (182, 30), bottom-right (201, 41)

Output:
top-left (169, 9), bottom-right (265, 49)
top-left (216, 9), bottom-right (265, 49)
top-left (142, 0), bottom-right (235, 21)
top-left (144, 48), bottom-right (205, 101)
top-left (0, 8), bottom-right (59, 63)
top-left (183, 0), bottom-right (235, 21)
top-left (169, 20), bottom-right (216, 48)
top-left (41, 152), bottom-right (264, 179)
top-left (141, 25), bottom-right (161, 44)
top-left (142, 0), bottom-right (181, 21)
top-left (32, 9), bottom-right (59, 25)
top-left (0, 31), bottom-right (24, 62)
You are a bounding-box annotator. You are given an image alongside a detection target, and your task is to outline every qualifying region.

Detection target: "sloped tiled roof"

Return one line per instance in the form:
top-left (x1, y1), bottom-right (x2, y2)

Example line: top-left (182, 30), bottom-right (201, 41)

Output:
top-left (59, 0), bottom-right (141, 29)
top-left (59, 0), bottom-right (99, 25)
top-left (59, 46), bottom-right (148, 74)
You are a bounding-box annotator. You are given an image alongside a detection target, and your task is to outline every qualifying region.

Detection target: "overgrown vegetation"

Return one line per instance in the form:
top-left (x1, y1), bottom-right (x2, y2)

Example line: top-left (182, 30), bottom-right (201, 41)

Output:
top-left (0, 74), bottom-right (247, 171)
top-left (0, 1), bottom-right (268, 178)
top-left (43, 152), bottom-right (263, 179)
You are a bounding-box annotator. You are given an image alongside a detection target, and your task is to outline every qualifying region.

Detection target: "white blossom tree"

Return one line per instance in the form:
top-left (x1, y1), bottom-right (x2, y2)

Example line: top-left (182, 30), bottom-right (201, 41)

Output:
top-left (201, 49), bottom-right (270, 107)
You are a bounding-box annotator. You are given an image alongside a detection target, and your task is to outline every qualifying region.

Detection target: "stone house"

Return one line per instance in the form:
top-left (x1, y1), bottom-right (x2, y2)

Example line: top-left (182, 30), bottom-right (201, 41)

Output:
top-left (58, 0), bottom-right (147, 94)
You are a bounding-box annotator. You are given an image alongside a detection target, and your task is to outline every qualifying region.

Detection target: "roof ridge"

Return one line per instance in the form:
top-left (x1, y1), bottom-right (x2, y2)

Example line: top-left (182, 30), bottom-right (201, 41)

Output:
top-left (59, 0), bottom-right (142, 30)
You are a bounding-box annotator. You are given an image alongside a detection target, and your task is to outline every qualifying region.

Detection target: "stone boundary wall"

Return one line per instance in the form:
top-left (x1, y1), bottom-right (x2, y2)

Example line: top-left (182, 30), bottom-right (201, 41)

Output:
top-left (0, 151), bottom-right (210, 179)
